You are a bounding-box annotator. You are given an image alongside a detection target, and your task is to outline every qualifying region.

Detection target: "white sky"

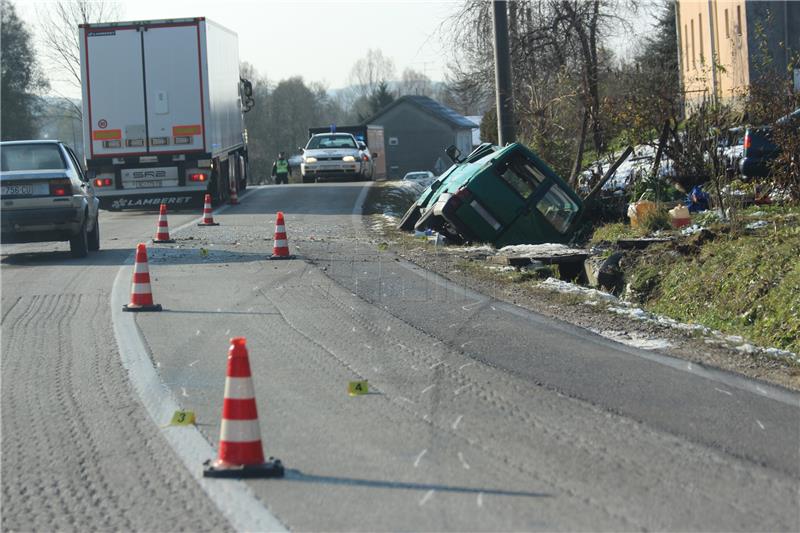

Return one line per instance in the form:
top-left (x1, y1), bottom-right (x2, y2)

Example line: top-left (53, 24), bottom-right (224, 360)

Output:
top-left (18, 0), bottom-right (461, 99)
top-left (17, 0), bottom-right (655, 100)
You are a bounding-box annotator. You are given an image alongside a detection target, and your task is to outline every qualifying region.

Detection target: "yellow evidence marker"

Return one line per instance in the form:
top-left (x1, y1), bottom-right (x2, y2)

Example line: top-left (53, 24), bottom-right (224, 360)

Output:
top-left (348, 381), bottom-right (369, 396)
top-left (169, 410), bottom-right (196, 426)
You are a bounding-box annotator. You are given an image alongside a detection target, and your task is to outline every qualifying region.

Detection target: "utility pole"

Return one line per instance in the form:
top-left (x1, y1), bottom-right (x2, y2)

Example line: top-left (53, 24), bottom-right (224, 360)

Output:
top-left (492, 0), bottom-right (515, 145)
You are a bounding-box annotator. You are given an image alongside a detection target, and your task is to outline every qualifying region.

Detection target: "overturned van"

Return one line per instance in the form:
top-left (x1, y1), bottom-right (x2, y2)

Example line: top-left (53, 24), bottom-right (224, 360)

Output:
top-left (399, 143), bottom-right (584, 247)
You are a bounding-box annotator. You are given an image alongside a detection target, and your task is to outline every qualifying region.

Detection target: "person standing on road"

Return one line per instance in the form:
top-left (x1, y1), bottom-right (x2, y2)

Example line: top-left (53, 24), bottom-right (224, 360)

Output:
top-left (271, 152), bottom-right (291, 185)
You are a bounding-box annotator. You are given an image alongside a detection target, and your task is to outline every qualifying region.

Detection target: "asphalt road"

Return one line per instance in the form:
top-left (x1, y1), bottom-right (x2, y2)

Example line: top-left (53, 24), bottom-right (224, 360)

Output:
top-left (2, 183), bottom-right (799, 532)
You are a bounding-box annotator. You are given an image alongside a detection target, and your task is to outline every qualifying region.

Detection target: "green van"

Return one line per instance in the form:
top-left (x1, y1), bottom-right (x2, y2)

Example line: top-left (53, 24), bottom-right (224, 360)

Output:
top-left (399, 143), bottom-right (584, 247)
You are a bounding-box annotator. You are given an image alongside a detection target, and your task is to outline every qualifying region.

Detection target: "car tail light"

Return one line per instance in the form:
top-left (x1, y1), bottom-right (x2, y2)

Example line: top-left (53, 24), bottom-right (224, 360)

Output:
top-left (94, 178), bottom-right (113, 187)
top-left (189, 173), bottom-right (207, 182)
top-left (49, 179), bottom-right (72, 197)
top-left (362, 154), bottom-right (369, 162)
top-left (744, 132), bottom-right (751, 150)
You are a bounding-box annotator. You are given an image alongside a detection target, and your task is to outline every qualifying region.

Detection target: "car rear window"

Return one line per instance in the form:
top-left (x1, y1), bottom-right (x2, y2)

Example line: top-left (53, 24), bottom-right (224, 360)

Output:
top-left (306, 135), bottom-right (357, 150)
top-left (536, 185), bottom-right (580, 233)
top-left (1, 144), bottom-right (66, 171)
top-left (498, 156), bottom-right (546, 199)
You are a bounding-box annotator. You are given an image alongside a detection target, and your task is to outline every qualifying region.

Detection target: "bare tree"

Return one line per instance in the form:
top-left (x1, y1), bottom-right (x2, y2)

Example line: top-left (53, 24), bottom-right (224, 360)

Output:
top-left (397, 68), bottom-right (432, 96)
top-left (36, 0), bottom-right (121, 118)
top-left (348, 49), bottom-right (395, 99)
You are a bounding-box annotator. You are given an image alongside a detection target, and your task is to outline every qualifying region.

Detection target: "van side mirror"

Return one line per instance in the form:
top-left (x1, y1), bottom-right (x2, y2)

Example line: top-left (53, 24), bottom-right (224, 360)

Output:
top-left (445, 145), bottom-right (463, 163)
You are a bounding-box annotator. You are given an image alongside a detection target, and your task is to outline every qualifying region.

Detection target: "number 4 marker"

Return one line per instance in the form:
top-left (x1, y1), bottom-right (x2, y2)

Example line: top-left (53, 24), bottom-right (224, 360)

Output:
top-left (348, 381), bottom-right (369, 396)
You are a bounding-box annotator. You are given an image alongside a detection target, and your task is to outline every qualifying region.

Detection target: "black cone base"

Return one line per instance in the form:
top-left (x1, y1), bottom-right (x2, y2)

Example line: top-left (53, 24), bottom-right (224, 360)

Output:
top-left (203, 458), bottom-right (284, 479)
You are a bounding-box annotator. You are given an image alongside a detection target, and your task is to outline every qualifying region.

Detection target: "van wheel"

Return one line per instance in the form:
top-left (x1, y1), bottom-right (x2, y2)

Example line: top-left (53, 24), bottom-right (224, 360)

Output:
top-left (88, 217), bottom-right (100, 251)
top-left (70, 220), bottom-right (89, 258)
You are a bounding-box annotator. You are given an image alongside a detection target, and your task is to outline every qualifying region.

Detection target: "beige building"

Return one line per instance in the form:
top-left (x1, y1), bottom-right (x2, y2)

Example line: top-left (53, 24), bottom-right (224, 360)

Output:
top-left (676, 0), bottom-right (799, 107)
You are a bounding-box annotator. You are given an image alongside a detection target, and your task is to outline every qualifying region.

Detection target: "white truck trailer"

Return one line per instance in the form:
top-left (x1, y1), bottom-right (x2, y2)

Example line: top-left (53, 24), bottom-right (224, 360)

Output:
top-left (79, 17), bottom-right (253, 209)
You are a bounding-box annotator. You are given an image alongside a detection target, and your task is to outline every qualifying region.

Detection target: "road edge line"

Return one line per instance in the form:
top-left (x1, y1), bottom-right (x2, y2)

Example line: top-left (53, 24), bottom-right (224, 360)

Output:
top-left (110, 187), bottom-right (288, 533)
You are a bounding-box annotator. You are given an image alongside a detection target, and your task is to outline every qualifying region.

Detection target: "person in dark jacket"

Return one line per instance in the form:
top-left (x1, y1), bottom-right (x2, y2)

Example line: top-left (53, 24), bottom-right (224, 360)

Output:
top-left (685, 185), bottom-right (710, 212)
top-left (271, 152), bottom-right (291, 184)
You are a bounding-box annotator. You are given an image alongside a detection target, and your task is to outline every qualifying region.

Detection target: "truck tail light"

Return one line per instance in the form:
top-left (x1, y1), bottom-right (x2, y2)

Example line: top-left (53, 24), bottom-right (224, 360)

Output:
top-left (189, 173), bottom-right (207, 182)
top-left (151, 137), bottom-right (169, 146)
top-left (126, 139), bottom-right (145, 147)
top-left (454, 187), bottom-right (472, 202)
top-left (49, 179), bottom-right (73, 197)
top-left (174, 136), bottom-right (192, 145)
top-left (743, 132), bottom-right (751, 150)
top-left (94, 178), bottom-right (113, 187)
top-left (102, 140), bottom-right (122, 149)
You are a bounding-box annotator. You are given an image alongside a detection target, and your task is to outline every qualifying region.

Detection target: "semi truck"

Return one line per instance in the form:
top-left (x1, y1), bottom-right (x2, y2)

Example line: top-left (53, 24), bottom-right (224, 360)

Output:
top-left (79, 17), bottom-right (253, 209)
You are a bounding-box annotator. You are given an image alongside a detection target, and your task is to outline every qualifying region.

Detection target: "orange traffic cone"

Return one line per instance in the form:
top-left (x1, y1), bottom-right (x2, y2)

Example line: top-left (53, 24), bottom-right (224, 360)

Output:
top-left (203, 338), bottom-right (284, 479)
top-left (153, 204), bottom-right (175, 243)
top-left (269, 211), bottom-right (293, 259)
top-left (229, 180), bottom-right (239, 205)
top-left (122, 243), bottom-right (162, 312)
top-left (197, 194), bottom-right (220, 226)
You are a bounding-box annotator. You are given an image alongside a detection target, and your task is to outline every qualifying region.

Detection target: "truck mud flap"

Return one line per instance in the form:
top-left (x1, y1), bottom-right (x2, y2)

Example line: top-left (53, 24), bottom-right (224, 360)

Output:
top-left (99, 192), bottom-right (205, 211)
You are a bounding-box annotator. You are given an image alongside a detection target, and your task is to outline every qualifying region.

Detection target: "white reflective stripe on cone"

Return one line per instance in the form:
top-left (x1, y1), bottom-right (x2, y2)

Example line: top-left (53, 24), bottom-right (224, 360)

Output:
top-left (275, 225), bottom-right (285, 233)
top-left (131, 282), bottom-right (153, 294)
top-left (220, 419), bottom-right (263, 442)
top-left (274, 240), bottom-right (287, 247)
top-left (224, 377), bottom-right (256, 400)
top-left (134, 262), bottom-right (150, 274)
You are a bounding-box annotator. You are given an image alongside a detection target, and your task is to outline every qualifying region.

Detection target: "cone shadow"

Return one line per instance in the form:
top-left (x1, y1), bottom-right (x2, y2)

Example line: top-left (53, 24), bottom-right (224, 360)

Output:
top-left (281, 469), bottom-right (552, 498)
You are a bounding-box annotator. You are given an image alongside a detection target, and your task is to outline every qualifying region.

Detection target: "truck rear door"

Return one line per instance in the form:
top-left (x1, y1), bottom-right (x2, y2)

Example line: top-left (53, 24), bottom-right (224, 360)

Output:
top-left (84, 27), bottom-right (147, 157)
top-left (142, 24), bottom-right (205, 154)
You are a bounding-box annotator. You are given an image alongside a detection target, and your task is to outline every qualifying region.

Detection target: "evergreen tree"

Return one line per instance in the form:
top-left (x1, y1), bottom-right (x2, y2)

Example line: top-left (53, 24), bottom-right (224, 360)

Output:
top-left (367, 81), bottom-right (395, 116)
top-left (1, 0), bottom-right (48, 140)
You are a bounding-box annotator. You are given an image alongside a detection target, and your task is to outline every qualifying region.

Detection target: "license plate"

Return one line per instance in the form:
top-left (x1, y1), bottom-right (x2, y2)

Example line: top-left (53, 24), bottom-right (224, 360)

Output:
top-left (1, 183), bottom-right (49, 197)
top-left (132, 181), bottom-right (161, 188)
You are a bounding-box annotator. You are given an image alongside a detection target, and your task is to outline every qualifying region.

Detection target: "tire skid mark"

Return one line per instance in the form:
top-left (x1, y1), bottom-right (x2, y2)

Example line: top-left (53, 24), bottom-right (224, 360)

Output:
top-left (2, 291), bottom-right (230, 532)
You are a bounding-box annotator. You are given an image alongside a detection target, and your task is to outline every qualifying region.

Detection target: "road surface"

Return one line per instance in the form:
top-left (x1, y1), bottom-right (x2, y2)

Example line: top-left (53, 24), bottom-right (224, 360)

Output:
top-left (2, 183), bottom-right (799, 531)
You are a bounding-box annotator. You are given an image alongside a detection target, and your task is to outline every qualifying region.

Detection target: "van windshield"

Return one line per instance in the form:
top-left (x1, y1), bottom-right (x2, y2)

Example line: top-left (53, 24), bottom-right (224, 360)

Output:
top-left (536, 184), bottom-right (580, 233)
top-left (306, 135), bottom-right (358, 150)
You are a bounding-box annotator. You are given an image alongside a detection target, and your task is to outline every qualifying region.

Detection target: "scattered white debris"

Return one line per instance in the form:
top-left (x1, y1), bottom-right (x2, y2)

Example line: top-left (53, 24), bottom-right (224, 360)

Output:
top-left (485, 265), bottom-right (516, 272)
top-left (681, 224), bottom-right (704, 235)
top-left (748, 211), bottom-right (766, 217)
top-left (745, 220), bottom-right (768, 230)
top-left (448, 245), bottom-right (495, 254)
top-left (538, 277), bottom-right (618, 302)
top-left (499, 243), bottom-right (577, 256)
top-left (589, 328), bottom-right (674, 350)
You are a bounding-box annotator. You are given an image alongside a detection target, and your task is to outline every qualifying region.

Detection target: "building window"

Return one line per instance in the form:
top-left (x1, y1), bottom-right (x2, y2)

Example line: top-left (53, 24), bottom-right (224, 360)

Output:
top-left (691, 19), bottom-right (696, 69)
top-left (699, 13), bottom-right (704, 63)
top-left (737, 5), bottom-right (742, 35)
top-left (725, 9), bottom-right (730, 38)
